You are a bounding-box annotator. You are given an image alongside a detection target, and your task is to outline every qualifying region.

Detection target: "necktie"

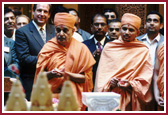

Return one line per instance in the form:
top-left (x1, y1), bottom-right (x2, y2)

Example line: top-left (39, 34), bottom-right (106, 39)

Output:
top-left (40, 28), bottom-right (46, 43)
top-left (97, 41), bottom-right (102, 52)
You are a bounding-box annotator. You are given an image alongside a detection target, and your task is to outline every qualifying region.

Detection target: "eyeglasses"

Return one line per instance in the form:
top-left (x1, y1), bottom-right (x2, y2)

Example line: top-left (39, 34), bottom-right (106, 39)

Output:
top-left (109, 28), bottom-right (120, 32)
top-left (93, 23), bottom-right (107, 28)
top-left (105, 15), bottom-right (115, 19)
top-left (55, 27), bottom-right (69, 33)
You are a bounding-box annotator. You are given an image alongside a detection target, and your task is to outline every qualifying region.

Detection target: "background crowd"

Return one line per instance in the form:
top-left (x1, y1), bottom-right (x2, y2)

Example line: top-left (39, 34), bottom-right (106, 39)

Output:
top-left (3, 3), bottom-right (164, 111)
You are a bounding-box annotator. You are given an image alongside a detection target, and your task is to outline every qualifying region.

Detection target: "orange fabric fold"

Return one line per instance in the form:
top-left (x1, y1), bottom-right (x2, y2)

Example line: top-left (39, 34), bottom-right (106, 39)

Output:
top-left (121, 13), bottom-right (141, 30)
top-left (157, 43), bottom-right (164, 99)
top-left (54, 13), bottom-right (75, 28)
top-left (94, 37), bottom-right (153, 111)
top-left (34, 37), bottom-right (96, 110)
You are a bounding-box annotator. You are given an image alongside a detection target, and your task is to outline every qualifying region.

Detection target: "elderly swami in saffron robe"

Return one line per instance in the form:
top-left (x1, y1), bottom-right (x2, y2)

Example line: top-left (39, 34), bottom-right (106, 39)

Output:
top-left (34, 13), bottom-right (95, 111)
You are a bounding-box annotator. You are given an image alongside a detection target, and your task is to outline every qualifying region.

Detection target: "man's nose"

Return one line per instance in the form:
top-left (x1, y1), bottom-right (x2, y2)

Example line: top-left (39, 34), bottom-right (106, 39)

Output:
top-left (112, 29), bottom-right (116, 33)
top-left (40, 11), bottom-right (44, 15)
top-left (109, 16), bottom-right (112, 20)
top-left (60, 30), bottom-right (64, 35)
top-left (21, 23), bottom-right (25, 27)
top-left (125, 29), bottom-right (130, 34)
top-left (8, 18), bottom-right (13, 22)
top-left (150, 20), bottom-right (154, 25)
top-left (98, 24), bottom-right (102, 28)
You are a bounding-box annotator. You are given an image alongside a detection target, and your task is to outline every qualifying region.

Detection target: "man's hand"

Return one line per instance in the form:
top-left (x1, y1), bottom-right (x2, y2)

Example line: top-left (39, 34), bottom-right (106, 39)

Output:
top-left (93, 49), bottom-right (101, 57)
top-left (93, 49), bottom-right (101, 62)
top-left (110, 78), bottom-right (119, 88)
top-left (157, 97), bottom-right (164, 107)
top-left (117, 80), bottom-right (131, 91)
top-left (8, 64), bottom-right (19, 75)
top-left (46, 68), bottom-right (64, 80)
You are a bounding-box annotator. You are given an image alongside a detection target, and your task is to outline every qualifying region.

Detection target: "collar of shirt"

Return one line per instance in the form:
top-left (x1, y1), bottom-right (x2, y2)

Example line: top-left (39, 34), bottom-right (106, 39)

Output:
top-left (141, 33), bottom-right (161, 44)
top-left (94, 36), bottom-right (106, 46)
top-left (32, 20), bottom-right (46, 32)
top-left (77, 28), bottom-right (81, 33)
top-left (4, 29), bottom-right (16, 41)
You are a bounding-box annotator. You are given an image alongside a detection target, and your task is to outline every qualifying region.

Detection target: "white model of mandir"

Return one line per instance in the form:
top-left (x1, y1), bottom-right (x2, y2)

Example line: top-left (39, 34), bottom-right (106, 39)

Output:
top-left (82, 92), bottom-right (120, 111)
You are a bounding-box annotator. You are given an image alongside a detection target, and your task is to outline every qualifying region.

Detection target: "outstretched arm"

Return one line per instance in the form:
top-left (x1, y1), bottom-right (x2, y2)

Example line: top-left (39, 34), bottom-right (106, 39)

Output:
top-left (65, 71), bottom-right (85, 83)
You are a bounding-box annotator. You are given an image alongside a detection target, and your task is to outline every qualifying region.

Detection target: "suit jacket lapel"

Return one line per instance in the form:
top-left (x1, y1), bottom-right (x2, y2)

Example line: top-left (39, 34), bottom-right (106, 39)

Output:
top-left (89, 37), bottom-right (96, 54)
top-left (104, 37), bottom-right (110, 46)
top-left (29, 21), bottom-right (44, 47)
top-left (89, 37), bottom-right (109, 53)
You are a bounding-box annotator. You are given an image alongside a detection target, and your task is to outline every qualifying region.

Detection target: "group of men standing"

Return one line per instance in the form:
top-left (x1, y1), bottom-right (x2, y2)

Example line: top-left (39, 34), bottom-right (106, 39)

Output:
top-left (4, 4), bottom-right (164, 111)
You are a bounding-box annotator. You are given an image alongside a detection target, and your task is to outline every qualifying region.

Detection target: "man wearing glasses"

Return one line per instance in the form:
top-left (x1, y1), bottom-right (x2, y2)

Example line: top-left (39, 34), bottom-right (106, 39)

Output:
top-left (108, 18), bottom-right (121, 41)
top-left (103, 8), bottom-right (118, 24)
top-left (83, 14), bottom-right (111, 87)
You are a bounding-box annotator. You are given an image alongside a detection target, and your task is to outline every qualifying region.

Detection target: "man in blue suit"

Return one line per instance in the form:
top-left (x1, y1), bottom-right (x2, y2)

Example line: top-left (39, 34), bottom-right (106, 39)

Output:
top-left (4, 37), bottom-right (19, 74)
top-left (15, 4), bottom-right (55, 101)
top-left (137, 11), bottom-right (164, 67)
top-left (4, 8), bottom-right (19, 74)
top-left (83, 14), bottom-right (111, 87)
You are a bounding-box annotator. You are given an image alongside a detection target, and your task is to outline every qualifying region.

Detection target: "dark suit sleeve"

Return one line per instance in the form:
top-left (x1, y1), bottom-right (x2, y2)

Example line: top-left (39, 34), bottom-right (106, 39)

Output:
top-left (15, 29), bottom-right (37, 67)
top-left (11, 41), bottom-right (20, 69)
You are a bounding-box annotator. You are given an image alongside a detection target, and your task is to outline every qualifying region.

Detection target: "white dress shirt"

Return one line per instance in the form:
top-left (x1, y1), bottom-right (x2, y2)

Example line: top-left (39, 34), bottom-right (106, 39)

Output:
top-left (32, 20), bottom-right (46, 43)
top-left (141, 33), bottom-right (161, 67)
top-left (4, 29), bottom-right (16, 41)
top-left (94, 36), bottom-right (106, 50)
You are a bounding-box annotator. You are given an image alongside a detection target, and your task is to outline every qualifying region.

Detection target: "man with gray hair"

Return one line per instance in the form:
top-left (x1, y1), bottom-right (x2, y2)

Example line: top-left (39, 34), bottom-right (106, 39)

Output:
top-left (16, 15), bottom-right (30, 29)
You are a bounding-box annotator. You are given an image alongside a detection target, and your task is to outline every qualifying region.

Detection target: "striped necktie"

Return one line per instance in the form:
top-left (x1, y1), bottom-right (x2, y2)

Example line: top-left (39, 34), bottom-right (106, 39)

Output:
top-left (40, 28), bottom-right (46, 43)
top-left (97, 41), bottom-right (102, 52)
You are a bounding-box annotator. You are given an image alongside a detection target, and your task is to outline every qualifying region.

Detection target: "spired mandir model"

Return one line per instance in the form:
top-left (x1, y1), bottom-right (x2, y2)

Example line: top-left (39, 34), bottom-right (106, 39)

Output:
top-left (30, 72), bottom-right (54, 111)
top-left (5, 73), bottom-right (79, 111)
top-left (57, 76), bottom-right (79, 111)
top-left (5, 77), bottom-right (27, 111)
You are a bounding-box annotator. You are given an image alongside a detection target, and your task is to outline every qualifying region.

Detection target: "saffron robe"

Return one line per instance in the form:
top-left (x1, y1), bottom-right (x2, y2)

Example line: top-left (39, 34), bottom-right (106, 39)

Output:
top-left (156, 43), bottom-right (164, 99)
top-left (94, 37), bottom-right (153, 111)
top-left (34, 37), bottom-right (96, 109)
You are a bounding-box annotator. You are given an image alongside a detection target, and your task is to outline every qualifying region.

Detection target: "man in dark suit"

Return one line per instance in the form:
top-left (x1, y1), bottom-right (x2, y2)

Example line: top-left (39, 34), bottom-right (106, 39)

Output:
top-left (15, 4), bottom-right (55, 101)
top-left (4, 8), bottom-right (19, 74)
top-left (83, 13), bottom-right (111, 87)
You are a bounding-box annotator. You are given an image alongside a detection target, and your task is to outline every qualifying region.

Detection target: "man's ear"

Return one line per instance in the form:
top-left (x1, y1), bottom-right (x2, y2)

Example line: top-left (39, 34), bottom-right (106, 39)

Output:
top-left (72, 27), bottom-right (75, 33)
top-left (91, 24), bottom-right (94, 33)
top-left (73, 26), bottom-right (77, 31)
top-left (48, 13), bottom-right (51, 19)
top-left (160, 23), bottom-right (163, 29)
top-left (33, 11), bottom-right (34, 16)
top-left (105, 25), bottom-right (109, 32)
top-left (137, 30), bottom-right (140, 37)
